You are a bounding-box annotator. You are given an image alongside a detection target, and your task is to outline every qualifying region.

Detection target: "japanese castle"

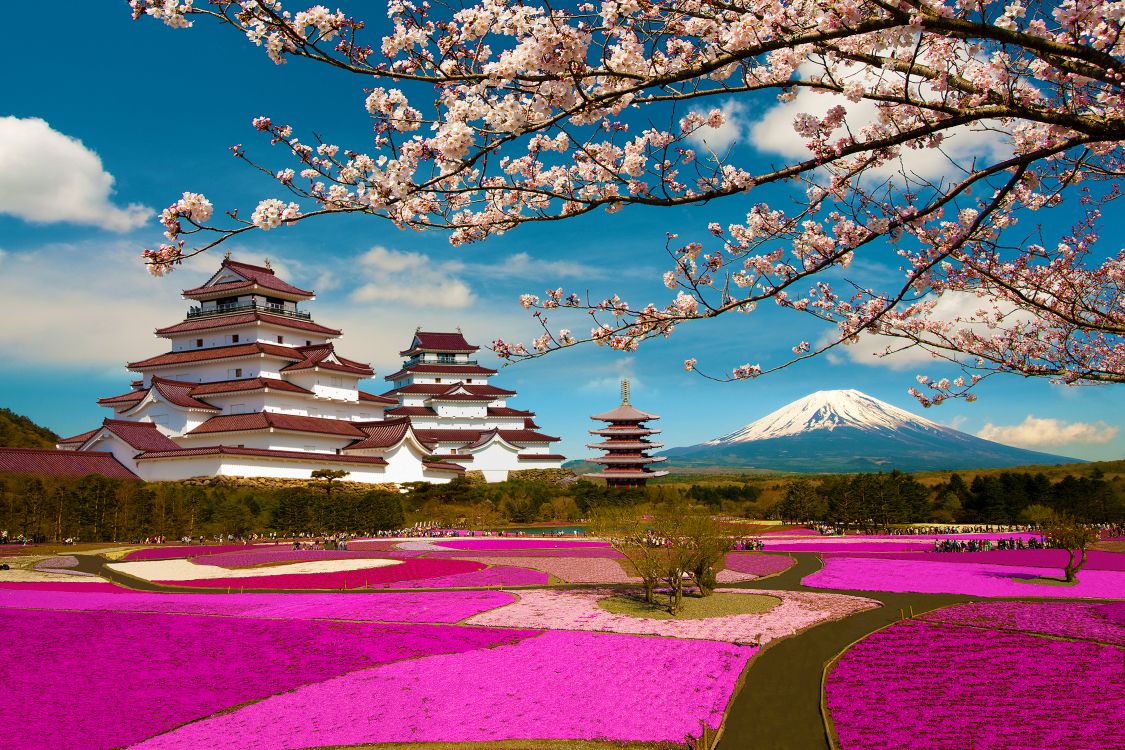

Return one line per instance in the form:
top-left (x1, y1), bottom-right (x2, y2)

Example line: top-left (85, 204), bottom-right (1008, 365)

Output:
top-left (55, 257), bottom-right (564, 484)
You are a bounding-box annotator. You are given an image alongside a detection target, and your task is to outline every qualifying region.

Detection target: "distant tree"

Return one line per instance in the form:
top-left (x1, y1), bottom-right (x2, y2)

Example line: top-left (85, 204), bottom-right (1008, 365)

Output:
top-left (310, 469), bottom-right (350, 500)
top-left (679, 512), bottom-right (730, 598)
top-left (361, 490), bottom-right (406, 532)
top-left (1043, 516), bottom-right (1100, 583)
top-left (590, 507), bottom-right (663, 605)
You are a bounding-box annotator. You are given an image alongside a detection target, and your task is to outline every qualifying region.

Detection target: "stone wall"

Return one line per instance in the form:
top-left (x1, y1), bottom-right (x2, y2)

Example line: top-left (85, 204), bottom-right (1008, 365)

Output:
top-left (173, 475), bottom-right (399, 494)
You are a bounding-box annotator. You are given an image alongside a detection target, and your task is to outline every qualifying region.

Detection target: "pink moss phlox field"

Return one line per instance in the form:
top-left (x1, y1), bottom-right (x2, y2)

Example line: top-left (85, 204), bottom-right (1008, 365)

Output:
top-left (133, 630), bottom-right (754, 749)
top-left (33, 555), bottom-right (79, 569)
top-left (466, 588), bottom-right (878, 644)
top-left (122, 544), bottom-right (265, 561)
top-left (0, 587), bottom-right (518, 623)
top-left (428, 547), bottom-right (625, 558)
top-left (826, 619), bottom-right (1125, 749)
top-left (389, 565), bottom-right (548, 588)
top-left (821, 548), bottom-right (1125, 571)
top-left (158, 557), bottom-right (485, 589)
top-left (766, 541), bottom-right (936, 552)
top-left (760, 526), bottom-right (821, 535)
top-left (805, 556), bottom-right (1125, 598)
top-left (0, 581), bottom-right (131, 592)
top-left (197, 548), bottom-right (405, 568)
top-left (454, 555), bottom-right (635, 583)
top-left (434, 538), bottom-right (611, 550)
top-left (0, 608), bottom-right (534, 750)
top-left (918, 601), bottom-right (1125, 645)
top-left (725, 553), bottom-right (796, 576)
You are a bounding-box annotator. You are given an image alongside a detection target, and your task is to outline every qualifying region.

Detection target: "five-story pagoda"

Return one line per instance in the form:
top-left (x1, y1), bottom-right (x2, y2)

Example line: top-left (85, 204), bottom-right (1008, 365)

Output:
top-left (585, 380), bottom-right (668, 488)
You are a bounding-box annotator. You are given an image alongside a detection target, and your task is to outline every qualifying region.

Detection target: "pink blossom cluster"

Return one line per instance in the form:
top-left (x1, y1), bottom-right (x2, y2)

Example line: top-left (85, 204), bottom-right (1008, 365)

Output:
top-left (130, 631), bottom-right (754, 749)
top-left (805, 556), bottom-right (1125, 598)
top-left (432, 538), bottom-right (611, 550)
top-left (0, 607), bottom-right (533, 750)
top-left (197, 548), bottom-right (406, 568)
top-left (122, 544), bottom-right (264, 561)
top-left (918, 601), bottom-right (1125, 645)
top-left (826, 619), bottom-right (1125, 749)
top-left (388, 565), bottom-right (548, 588)
top-left (822, 548), bottom-right (1125, 571)
top-left (724, 553), bottom-right (796, 577)
top-left (0, 586), bottom-right (518, 623)
top-left (428, 547), bottom-right (624, 558)
top-left (465, 588), bottom-right (878, 644)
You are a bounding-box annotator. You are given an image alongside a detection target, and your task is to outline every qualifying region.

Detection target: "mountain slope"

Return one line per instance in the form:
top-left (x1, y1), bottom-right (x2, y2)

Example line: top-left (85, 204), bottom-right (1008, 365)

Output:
top-left (0, 408), bottom-right (59, 449)
top-left (664, 389), bottom-right (1083, 473)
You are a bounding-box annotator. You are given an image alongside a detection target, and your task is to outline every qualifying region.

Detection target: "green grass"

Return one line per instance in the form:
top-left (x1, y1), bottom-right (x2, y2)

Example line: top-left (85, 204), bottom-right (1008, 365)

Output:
top-left (1012, 575), bottom-right (1078, 587)
top-left (597, 591), bottom-right (781, 620)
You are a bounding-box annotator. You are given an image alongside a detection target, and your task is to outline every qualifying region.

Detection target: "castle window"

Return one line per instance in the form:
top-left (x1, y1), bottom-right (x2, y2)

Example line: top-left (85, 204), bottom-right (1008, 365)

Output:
top-left (195, 339), bottom-right (203, 348)
top-left (231, 334), bottom-right (239, 344)
top-left (277, 335), bottom-right (284, 344)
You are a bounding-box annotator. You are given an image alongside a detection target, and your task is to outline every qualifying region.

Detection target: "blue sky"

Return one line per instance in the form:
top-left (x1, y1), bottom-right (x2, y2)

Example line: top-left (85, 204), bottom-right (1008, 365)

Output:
top-left (0, 3), bottom-right (1122, 463)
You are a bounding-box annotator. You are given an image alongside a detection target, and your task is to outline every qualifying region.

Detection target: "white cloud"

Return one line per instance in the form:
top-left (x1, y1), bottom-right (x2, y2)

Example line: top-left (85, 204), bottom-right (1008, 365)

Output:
top-left (978, 416), bottom-right (1119, 448)
top-left (350, 245), bottom-right (474, 309)
top-left (749, 63), bottom-right (1010, 181)
top-left (0, 117), bottom-right (152, 231)
top-left (686, 100), bottom-right (748, 153)
top-left (0, 243), bottom-right (211, 370)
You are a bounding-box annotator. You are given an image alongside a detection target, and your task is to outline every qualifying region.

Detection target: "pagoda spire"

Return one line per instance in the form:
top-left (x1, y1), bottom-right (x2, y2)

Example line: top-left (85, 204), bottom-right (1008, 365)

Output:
top-left (621, 378), bottom-right (630, 405)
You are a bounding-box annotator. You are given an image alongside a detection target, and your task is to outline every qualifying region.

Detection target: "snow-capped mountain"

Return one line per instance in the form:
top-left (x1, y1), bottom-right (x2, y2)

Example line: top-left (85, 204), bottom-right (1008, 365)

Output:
top-left (663, 389), bottom-right (1082, 473)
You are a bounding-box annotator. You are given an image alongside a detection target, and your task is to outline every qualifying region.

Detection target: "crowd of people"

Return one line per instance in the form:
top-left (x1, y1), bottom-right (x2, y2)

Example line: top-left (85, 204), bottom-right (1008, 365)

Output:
top-left (932, 536), bottom-right (1048, 553)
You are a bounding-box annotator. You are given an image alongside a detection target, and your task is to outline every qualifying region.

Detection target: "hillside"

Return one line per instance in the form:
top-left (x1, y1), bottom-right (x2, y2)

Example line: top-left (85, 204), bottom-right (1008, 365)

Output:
top-left (0, 408), bottom-right (59, 449)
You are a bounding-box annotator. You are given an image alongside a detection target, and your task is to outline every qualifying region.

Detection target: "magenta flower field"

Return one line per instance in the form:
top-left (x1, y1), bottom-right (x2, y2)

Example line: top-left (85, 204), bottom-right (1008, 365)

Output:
top-left (805, 555), bottom-right (1125, 597)
top-left (433, 538), bottom-right (611, 550)
top-left (131, 630), bottom-right (754, 749)
top-left (197, 548), bottom-right (401, 567)
top-left (389, 564), bottom-right (548, 587)
top-left (159, 557), bottom-right (485, 589)
top-left (0, 586), bottom-right (518, 623)
top-left (725, 552), bottom-right (796, 577)
top-left (122, 543), bottom-right (265, 561)
top-left (453, 554), bottom-right (636, 582)
top-left (0, 607), bottom-right (534, 750)
top-left (826, 619), bottom-right (1125, 749)
top-left (821, 548), bottom-right (1125, 571)
top-left (918, 601), bottom-right (1125, 645)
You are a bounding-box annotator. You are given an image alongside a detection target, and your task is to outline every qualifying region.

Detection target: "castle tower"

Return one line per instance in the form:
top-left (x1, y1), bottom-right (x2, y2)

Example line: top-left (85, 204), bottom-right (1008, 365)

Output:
top-left (585, 380), bottom-right (668, 488)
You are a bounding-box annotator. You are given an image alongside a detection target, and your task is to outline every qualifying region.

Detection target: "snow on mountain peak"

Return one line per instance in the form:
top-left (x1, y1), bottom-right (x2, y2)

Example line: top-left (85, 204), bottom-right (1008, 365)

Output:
top-left (704, 389), bottom-right (947, 444)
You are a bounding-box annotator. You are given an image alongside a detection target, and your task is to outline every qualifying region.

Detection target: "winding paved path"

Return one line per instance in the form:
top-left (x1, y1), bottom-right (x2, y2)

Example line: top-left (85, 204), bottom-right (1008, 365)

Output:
top-left (716, 553), bottom-right (970, 750)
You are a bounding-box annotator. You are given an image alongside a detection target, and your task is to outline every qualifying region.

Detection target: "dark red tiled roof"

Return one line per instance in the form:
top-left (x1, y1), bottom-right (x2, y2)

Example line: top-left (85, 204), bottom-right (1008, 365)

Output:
top-left (128, 342), bottom-right (303, 370)
top-left (382, 383), bottom-right (515, 398)
top-left (136, 445), bottom-right (387, 466)
top-left (399, 331), bottom-right (479, 355)
top-left (187, 412), bottom-right (367, 438)
top-left (412, 428), bottom-right (561, 446)
top-left (0, 448), bottom-right (139, 479)
top-left (422, 460), bottom-right (465, 473)
top-left (189, 377), bottom-right (313, 397)
top-left (591, 403), bottom-right (661, 422)
top-left (518, 453), bottom-right (567, 460)
top-left (100, 420), bottom-right (183, 451)
top-left (383, 363), bottom-right (496, 380)
top-left (151, 378), bottom-right (219, 411)
top-left (281, 344), bottom-right (374, 377)
top-left (183, 259), bottom-right (314, 299)
top-left (345, 418), bottom-right (413, 451)
top-left (155, 312), bottom-right (341, 337)
top-left (488, 407), bottom-right (535, 417)
top-left (438, 454), bottom-right (474, 462)
top-left (429, 393), bottom-right (494, 402)
top-left (385, 406), bottom-right (437, 417)
top-left (57, 428), bottom-right (100, 445)
top-left (97, 390), bottom-right (146, 407)
top-left (358, 391), bottom-right (399, 405)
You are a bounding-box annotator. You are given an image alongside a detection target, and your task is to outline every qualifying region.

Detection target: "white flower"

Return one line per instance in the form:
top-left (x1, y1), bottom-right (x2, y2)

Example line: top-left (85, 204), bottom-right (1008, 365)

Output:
top-left (251, 198), bottom-right (301, 230)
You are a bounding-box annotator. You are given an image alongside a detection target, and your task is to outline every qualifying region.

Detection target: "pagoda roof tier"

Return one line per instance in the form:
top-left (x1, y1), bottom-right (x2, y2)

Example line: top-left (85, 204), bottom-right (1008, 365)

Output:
top-left (358, 390), bottom-right (398, 405)
top-left (280, 344), bottom-right (374, 377)
top-left (128, 341), bottom-right (303, 371)
top-left (382, 383), bottom-right (516, 398)
top-left (156, 311), bottom-right (341, 338)
top-left (182, 259), bottom-right (314, 301)
top-left (591, 403), bottom-right (661, 422)
top-left (589, 455), bottom-right (668, 465)
top-left (399, 331), bottom-right (479, 356)
top-left (412, 428), bottom-right (561, 446)
top-left (98, 419), bottom-right (183, 452)
top-left (586, 440), bottom-right (665, 450)
top-left (589, 427), bottom-right (662, 437)
top-left (586, 469), bottom-right (670, 479)
top-left (0, 448), bottom-right (138, 480)
top-left (136, 445), bottom-right (388, 467)
top-left (384, 362), bottom-right (496, 380)
top-left (189, 377), bottom-right (313, 397)
top-left (385, 406), bottom-right (437, 417)
top-left (187, 412), bottom-right (368, 438)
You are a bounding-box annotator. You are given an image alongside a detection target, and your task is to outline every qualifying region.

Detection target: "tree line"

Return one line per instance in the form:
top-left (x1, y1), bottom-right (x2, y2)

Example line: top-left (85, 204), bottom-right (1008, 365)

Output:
top-left (774, 470), bottom-right (1124, 526)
